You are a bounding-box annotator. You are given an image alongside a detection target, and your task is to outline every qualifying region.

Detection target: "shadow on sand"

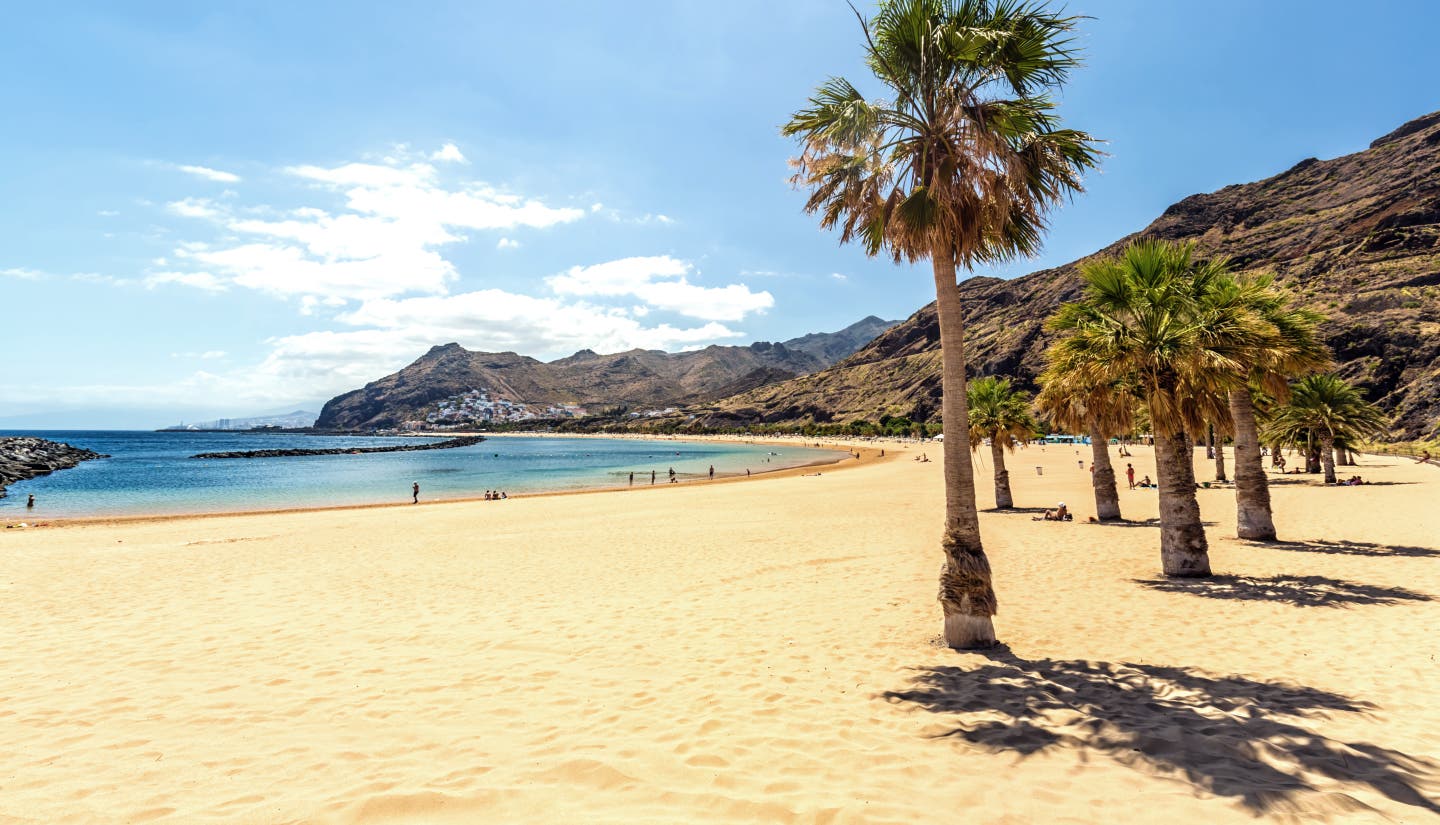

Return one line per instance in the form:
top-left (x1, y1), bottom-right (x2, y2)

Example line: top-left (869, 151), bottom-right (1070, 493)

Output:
top-left (1264, 539), bottom-right (1440, 559)
top-left (1134, 575), bottom-right (1433, 608)
top-left (883, 647), bottom-right (1440, 818)
top-left (1092, 517), bottom-right (1219, 529)
top-left (983, 506), bottom-right (1052, 515)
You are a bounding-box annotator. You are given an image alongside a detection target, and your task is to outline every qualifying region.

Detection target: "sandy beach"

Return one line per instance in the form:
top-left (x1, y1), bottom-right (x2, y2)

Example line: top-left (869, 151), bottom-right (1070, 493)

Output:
top-left (1, 442), bottom-right (1436, 823)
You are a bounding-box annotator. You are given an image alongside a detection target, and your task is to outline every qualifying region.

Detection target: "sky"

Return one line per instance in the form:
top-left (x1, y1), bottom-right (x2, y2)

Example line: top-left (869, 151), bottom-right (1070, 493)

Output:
top-left (3, 1), bottom-right (1438, 429)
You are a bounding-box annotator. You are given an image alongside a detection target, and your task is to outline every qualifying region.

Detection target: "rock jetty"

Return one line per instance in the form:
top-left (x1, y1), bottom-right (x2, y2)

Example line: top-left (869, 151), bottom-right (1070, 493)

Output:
top-left (0, 437), bottom-right (109, 498)
top-left (192, 435), bottom-right (485, 459)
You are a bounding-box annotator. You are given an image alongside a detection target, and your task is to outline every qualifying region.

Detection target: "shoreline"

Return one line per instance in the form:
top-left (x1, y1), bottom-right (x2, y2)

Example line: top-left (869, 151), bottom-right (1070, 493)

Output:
top-left (3, 434), bottom-right (895, 529)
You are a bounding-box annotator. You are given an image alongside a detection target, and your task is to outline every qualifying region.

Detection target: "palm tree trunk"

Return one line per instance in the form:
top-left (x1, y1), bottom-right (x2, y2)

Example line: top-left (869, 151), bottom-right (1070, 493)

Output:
top-left (989, 436), bottom-right (1013, 509)
top-left (1206, 425), bottom-right (1215, 459)
top-left (1228, 389), bottom-right (1276, 541)
top-left (930, 247), bottom-right (996, 648)
top-left (1321, 432), bottom-right (1337, 484)
top-left (1088, 421), bottom-right (1121, 521)
top-left (1214, 437), bottom-right (1227, 482)
top-left (1153, 428), bottom-right (1211, 577)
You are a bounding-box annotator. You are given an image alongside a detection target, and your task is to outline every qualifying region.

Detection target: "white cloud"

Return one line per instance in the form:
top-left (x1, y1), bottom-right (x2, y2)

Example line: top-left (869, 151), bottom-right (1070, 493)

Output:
top-left (167, 197), bottom-right (221, 219)
top-left (1, 267), bottom-right (46, 280)
top-left (98, 209), bottom-right (120, 217)
top-left (178, 164), bottom-right (241, 183)
top-left (72, 272), bottom-right (133, 287)
top-left (831, 272), bottom-right (848, 281)
top-left (327, 290), bottom-right (742, 361)
top-left (496, 237), bottom-right (520, 250)
top-left (150, 156), bottom-right (586, 302)
top-left (431, 143), bottom-right (467, 163)
top-left (144, 271), bottom-right (228, 292)
top-left (547, 256), bottom-right (773, 322)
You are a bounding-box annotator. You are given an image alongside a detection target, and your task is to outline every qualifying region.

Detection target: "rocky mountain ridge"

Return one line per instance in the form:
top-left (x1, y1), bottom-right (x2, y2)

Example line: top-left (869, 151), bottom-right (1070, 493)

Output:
top-left (314, 317), bottom-right (897, 430)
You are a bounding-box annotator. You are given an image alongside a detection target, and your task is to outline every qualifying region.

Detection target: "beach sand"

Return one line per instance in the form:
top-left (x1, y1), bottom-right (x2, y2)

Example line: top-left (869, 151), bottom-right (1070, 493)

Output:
top-left (1, 443), bottom-right (1437, 823)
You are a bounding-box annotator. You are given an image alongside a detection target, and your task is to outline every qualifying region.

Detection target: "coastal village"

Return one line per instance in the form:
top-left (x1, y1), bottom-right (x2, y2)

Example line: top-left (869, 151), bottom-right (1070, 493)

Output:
top-left (415, 387), bottom-right (684, 429)
top-left (420, 388), bottom-right (587, 428)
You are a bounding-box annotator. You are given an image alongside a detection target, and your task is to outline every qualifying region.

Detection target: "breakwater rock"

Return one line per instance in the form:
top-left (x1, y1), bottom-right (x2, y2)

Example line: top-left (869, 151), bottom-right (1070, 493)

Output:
top-left (0, 437), bottom-right (109, 498)
top-left (192, 435), bottom-right (485, 459)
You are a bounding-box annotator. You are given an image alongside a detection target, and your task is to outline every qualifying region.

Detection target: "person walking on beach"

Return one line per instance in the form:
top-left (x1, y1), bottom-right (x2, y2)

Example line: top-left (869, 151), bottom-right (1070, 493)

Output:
top-left (629, 471), bottom-right (634, 486)
top-left (651, 470), bottom-right (656, 485)
top-left (1126, 463), bottom-right (1135, 489)
top-left (26, 494), bottom-right (35, 508)
top-left (412, 482), bottom-right (419, 504)
top-left (709, 465), bottom-right (715, 480)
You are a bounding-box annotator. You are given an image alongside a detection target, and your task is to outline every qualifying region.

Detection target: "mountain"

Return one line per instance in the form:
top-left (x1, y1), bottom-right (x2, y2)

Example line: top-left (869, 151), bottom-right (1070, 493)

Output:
top-left (692, 110), bottom-right (1440, 439)
top-left (313, 318), bottom-right (895, 430)
top-left (781, 315), bottom-right (900, 363)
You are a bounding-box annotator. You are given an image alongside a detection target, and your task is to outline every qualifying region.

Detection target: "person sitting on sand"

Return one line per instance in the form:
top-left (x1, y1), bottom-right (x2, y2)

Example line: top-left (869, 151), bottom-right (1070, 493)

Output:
top-left (500, 491), bottom-right (508, 499)
top-left (1138, 475), bottom-right (1153, 488)
top-left (484, 490), bottom-right (492, 500)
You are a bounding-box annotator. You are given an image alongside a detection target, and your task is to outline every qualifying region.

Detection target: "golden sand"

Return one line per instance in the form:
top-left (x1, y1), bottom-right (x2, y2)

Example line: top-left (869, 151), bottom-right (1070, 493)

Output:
top-left (1, 443), bottom-right (1436, 823)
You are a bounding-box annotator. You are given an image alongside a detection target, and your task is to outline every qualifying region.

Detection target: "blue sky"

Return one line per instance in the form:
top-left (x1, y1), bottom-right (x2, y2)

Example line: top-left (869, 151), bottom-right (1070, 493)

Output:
top-left (4, 0), bottom-right (1438, 428)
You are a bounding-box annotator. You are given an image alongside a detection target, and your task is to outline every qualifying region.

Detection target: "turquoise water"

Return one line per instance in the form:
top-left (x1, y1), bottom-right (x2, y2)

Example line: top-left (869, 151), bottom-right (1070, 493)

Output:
top-left (1, 431), bottom-right (843, 519)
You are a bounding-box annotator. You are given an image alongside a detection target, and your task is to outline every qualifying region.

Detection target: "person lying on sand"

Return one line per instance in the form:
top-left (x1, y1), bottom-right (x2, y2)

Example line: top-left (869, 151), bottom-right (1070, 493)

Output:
top-left (1034, 502), bottom-right (1072, 521)
top-left (1342, 476), bottom-right (1365, 486)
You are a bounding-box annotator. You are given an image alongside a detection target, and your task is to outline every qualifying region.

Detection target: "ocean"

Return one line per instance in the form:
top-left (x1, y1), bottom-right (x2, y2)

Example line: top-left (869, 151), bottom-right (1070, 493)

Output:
top-left (1, 430), bottom-right (843, 519)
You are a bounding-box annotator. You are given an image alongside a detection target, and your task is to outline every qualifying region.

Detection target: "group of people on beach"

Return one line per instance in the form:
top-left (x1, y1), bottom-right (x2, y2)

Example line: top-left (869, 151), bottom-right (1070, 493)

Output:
top-left (483, 490), bottom-right (508, 500)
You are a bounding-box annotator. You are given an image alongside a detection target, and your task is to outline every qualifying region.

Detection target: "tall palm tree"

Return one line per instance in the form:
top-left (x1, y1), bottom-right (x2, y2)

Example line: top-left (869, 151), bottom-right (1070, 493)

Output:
top-left (784, 0), bottom-right (1099, 647)
top-left (1046, 240), bottom-right (1264, 577)
top-left (1218, 274), bottom-right (1329, 539)
top-left (1034, 368), bottom-right (1134, 521)
top-left (967, 376), bottom-right (1037, 509)
top-left (1262, 374), bottom-right (1389, 484)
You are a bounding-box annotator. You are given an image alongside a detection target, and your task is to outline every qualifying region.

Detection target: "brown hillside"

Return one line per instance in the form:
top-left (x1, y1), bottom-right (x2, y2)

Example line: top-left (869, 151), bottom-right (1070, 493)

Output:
top-left (313, 316), bottom-right (899, 430)
top-left (693, 110), bottom-right (1440, 439)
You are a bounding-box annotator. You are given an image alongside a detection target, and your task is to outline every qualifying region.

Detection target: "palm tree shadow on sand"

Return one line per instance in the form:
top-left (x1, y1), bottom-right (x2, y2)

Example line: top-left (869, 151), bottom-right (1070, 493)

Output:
top-left (1264, 539), bottom-right (1440, 558)
top-left (883, 648), bottom-right (1440, 817)
top-left (1134, 575), bottom-right (1433, 607)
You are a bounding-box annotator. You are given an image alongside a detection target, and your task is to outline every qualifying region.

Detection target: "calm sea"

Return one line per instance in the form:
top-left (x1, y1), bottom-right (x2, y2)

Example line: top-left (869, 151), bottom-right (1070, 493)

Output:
top-left (1, 431), bottom-right (842, 519)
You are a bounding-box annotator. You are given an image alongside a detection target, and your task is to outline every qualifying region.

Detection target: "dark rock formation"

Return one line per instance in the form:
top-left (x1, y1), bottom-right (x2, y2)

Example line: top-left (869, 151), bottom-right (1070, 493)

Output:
top-left (694, 110), bottom-right (1440, 439)
top-left (192, 436), bottom-right (484, 459)
top-left (0, 437), bottom-right (108, 497)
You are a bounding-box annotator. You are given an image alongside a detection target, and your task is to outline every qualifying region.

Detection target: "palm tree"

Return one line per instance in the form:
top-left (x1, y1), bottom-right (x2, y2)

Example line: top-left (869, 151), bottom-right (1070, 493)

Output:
top-left (783, 0), bottom-right (1099, 647)
top-left (1261, 374), bottom-right (1389, 484)
top-left (1218, 274), bottom-right (1329, 539)
top-left (1034, 368), bottom-right (1134, 521)
top-left (1046, 240), bottom-right (1264, 577)
top-left (967, 376), bottom-right (1036, 509)
top-left (1208, 422), bottom-right (1228, 482)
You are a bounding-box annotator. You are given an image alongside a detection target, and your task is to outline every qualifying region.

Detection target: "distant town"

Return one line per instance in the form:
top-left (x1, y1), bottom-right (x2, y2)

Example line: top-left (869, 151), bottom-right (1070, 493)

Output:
top-left (417, 389), bottom-right (587, 428)
top-left (409, 389), bottom-right (679, 430)
top-left (160, 411), bottom-right (319, 431)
